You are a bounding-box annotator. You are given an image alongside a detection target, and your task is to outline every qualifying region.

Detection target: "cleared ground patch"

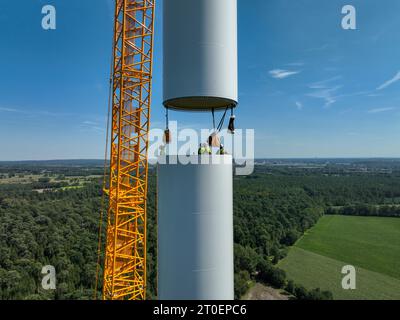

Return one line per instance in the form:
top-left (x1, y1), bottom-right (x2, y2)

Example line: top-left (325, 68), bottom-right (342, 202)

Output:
top-left (242, 283), bottom-right (290, 300)
top-left (279, 215), bottom-right (400, 300)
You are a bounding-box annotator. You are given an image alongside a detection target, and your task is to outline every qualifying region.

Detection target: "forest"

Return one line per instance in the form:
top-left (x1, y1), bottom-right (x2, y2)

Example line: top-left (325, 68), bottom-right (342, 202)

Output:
top-left (0, 159), bottom-right (400, 300)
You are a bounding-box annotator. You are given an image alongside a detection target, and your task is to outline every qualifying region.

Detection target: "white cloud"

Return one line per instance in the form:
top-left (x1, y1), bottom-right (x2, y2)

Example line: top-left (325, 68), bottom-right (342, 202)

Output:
top-left (307, 86), bottom-right (341, 108)
top-left (308, 76), bottom-right (343, 89)
top-left (367, 107), bottom-right (395, 114)
top-left (83, 121), bottom-right (98, 126)
top-left (80, 121), bottom-right (105, 134)
top-left (0, 107), bottom-right (24, 113)
top-left (0, 106), bottom-right (73, 117)
top-left (306, 76), bottom-right (345, 108)
top-left (377, 71), bottom-right (400, 90)
top-left (269, 69), bottom-right (300, 79)
top-left (295, 102), bottom-right (303, 110)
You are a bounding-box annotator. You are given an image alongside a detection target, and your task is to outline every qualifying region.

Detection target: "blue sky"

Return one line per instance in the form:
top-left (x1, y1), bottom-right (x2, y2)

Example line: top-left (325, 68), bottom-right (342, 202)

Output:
top-left (0, 0), bottom-right (399, 160)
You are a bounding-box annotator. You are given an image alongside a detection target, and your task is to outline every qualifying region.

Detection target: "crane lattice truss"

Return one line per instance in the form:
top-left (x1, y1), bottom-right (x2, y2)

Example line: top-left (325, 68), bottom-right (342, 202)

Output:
top-left (103, 0), bottom-right (155, 300)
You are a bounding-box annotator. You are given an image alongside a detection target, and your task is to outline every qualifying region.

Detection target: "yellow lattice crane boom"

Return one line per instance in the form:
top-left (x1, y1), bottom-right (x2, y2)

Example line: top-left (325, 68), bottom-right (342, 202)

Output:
top-left (99, 0), bottom-right (155, 300)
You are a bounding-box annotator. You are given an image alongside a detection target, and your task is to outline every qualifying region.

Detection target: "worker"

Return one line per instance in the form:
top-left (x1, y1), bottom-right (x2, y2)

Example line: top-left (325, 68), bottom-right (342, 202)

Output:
top-left (198, 143), bottom-right (206, 155)
top-left (199, 143), bottom-right (212, 155)
top-left (217, 144), bottom-right (227, 155)
top-left (205, 143), bottom-right (212, 155)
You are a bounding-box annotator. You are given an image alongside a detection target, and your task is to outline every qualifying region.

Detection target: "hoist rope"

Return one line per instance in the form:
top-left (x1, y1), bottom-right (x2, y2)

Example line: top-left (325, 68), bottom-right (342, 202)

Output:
top-left (94, 26), bottom-right (114, 300)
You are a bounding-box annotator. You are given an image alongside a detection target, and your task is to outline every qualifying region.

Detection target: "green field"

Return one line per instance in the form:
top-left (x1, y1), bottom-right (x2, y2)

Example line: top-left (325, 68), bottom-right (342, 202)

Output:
top-left (278, 215), bottom-right (400, 300)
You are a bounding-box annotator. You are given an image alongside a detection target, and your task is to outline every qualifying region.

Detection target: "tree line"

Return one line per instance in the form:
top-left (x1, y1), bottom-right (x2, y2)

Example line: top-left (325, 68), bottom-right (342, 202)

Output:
top-left (1, 164), bottom-right (400, 299)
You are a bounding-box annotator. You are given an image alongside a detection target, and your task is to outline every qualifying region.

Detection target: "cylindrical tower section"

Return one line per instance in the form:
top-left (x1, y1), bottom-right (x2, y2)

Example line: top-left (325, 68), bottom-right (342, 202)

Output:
top-left (163, 0), bottom-right (238, 111)
top-left (157, 156), bottom-right (234, 300)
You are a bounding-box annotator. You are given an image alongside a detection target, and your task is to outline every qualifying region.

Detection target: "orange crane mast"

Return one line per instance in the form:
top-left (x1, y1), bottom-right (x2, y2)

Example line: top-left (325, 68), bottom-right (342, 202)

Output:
top-left (99, 0), bottom-right (155, 300)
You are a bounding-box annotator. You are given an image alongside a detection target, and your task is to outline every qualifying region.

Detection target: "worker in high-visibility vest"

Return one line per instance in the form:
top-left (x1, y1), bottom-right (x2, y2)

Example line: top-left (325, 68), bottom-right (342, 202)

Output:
top-left (198, 144), bottom-right (206, 155)
top-left (199, 143), bottom-right (212, 155)
top-left (217, 144), bottom-right (227, 155)
top-left (198, 144), bottom-right (205, 155)
top-left (205, 143), bottom-right (212, 155)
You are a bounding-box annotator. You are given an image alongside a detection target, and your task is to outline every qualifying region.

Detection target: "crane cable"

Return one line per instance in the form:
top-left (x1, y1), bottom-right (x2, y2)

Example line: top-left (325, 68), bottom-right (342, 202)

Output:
top-left (165, 107), bottom-right (169, 130)
top-left (217, 107), bottom-right (229, 132)
top-left (94, 29), bottom-right (115, 300)
top-left (93, 75), bottom-right (112, 300)
top-left (211, 107), bottom-right (229, 133)
top-left (212, 108), bottom-right (216, 130)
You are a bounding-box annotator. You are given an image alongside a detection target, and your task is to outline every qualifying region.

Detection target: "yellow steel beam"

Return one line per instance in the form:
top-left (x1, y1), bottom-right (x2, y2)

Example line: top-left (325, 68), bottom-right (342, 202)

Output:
top-left (102, 0), bottom-right (155, 300)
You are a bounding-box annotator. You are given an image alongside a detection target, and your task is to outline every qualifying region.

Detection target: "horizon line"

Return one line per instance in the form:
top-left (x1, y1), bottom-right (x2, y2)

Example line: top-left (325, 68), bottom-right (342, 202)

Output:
top-left (1, 157), bottom-right (400, 163)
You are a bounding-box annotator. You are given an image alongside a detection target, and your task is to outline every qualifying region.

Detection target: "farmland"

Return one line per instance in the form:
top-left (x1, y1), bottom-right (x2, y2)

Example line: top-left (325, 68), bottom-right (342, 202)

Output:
top-left (279, 215), bottom-right (400, 300)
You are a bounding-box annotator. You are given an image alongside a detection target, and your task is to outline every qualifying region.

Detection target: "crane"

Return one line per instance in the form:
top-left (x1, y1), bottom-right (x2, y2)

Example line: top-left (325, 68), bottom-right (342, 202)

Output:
top-left (96, 0), bottom-right (156, 300)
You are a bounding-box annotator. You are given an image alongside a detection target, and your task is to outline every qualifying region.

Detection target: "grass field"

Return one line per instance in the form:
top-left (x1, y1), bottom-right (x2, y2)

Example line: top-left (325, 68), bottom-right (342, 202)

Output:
top-left (278, 215), bottom-right (400, 300)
